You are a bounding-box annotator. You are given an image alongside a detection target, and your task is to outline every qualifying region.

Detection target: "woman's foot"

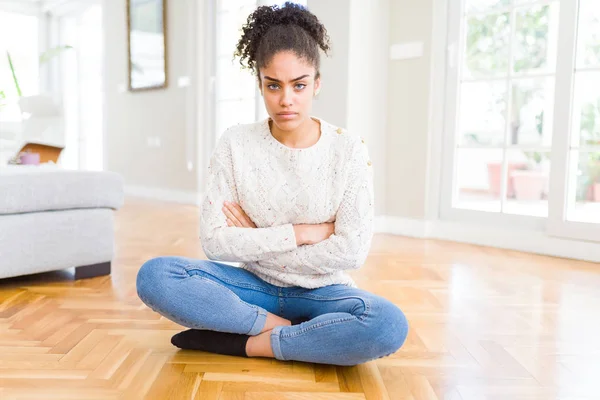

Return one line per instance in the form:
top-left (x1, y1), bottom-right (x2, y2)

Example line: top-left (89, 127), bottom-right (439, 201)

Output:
top-left (245, 329), bottom-right (275, 358)
top-left (171, 329), bottom-right (250, 357)
top-left (171, 312), bottom-right (291, 358)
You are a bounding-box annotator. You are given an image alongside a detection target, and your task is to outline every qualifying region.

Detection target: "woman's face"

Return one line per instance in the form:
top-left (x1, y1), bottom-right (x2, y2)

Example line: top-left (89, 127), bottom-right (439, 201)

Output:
top-left (258, 51), bottom-right (321, 132)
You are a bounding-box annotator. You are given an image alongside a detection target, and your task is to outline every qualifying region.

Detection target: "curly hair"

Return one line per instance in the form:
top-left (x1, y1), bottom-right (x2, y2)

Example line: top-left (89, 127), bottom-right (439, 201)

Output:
top-left (234, 2), bottom-right (331, 80)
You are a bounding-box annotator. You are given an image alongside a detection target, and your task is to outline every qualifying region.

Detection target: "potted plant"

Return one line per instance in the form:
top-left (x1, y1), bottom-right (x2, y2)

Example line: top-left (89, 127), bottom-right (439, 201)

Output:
top-left (588, 154), bottom-right (600, 202)
top-left (511, 152), bottom-right (549, 201)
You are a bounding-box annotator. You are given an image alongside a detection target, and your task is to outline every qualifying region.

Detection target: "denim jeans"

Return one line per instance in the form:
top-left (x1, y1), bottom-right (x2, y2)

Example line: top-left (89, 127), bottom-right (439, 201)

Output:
top-left (136, 256), bottom-right (409, 366)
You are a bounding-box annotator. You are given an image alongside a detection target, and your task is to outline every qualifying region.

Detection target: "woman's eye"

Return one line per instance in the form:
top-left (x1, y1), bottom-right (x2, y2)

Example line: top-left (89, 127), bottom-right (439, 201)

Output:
top-left (267, 84), bottom-right (279, 90)
top-left (295, 84), bottom-right (307, 90)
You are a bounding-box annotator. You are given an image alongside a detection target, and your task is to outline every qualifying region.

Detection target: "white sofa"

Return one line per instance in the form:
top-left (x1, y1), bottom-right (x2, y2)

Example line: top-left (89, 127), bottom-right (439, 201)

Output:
top-left (0, 166), bottom-right (124, 280)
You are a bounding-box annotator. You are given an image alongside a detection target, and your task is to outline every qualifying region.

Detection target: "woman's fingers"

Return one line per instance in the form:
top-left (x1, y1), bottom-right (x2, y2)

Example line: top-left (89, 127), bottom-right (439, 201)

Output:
top-left (226, 203), bottom-right (247, 226)
top-left (222, 202), bottom-right (256, 228)
top-left (222, 204), bottom-right (242, 227)
top-left (230, 203), bottom-right (256, 228)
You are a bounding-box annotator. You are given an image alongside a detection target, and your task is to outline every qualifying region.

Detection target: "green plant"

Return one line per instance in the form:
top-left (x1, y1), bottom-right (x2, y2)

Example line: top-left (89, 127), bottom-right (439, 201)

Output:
top-left (575, 153), bottom-right (600, 201)
top-left (467, 6), bottom-right (551, 145)
top-left (589, 153), bottom-right (600, 183)
top-left (38, 45), bottom-right (73, 64)
top-left (3, 45), bottom-right (73, 101)
top-left (580, 99), bottom-right (600, 145)
top-left (520, 151), bottom-right (549, 170)
top-left (6, 51), bottom-right (22, 97)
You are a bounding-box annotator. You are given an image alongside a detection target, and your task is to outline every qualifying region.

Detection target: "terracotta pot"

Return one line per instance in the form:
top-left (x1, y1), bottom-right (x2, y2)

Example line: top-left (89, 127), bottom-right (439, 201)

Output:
top-left (487, 162), bottom-right (527, 198)
top-left (593, 183), bottom-right (600, 202)
top-left (511, 170), bottom-right (546, 201)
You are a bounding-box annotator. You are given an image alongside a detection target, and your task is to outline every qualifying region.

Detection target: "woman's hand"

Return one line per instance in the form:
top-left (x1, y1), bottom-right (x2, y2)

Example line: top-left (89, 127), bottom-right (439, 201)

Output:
top-left (222, 201), bottom-right (257, 228)
top-left (293, 223), bottom-right (335, 246)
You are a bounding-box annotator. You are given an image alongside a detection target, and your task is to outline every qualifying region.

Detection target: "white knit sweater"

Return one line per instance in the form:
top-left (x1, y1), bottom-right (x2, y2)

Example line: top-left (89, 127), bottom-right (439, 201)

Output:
top-left (199, 117), bottom-right (374, 289)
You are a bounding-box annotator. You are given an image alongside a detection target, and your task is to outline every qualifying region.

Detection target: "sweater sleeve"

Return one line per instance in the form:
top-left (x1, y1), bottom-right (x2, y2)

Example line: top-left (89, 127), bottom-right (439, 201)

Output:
top-left (199, 130), bottom-right (298, 262)
top-left (252, 138), bottom-right (374, 274)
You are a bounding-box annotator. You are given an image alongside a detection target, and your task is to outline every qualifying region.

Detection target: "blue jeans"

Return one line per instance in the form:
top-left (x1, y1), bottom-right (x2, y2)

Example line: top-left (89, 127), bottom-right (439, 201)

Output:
top-left (136, 256), bottom-right (408, 366)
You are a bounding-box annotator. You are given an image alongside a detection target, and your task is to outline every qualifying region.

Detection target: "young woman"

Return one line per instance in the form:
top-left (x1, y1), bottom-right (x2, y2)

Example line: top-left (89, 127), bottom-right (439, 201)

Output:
top-left (136, 2), bottom-right (408, 366)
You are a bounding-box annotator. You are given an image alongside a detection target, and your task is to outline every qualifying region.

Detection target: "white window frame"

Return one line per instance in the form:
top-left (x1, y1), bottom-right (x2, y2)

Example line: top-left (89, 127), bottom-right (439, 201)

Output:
top-left (440, 0), bottom-right (600, 242)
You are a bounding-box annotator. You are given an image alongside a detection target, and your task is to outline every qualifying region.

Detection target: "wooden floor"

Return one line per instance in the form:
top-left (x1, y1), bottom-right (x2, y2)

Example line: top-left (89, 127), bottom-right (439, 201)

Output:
top-left (1, 198), bottom-right (599, 399)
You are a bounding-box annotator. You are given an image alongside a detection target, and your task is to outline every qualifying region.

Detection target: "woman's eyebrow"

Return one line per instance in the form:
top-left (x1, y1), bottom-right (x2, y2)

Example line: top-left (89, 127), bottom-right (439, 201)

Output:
top-left (263, 74), bottom-right (310, 83)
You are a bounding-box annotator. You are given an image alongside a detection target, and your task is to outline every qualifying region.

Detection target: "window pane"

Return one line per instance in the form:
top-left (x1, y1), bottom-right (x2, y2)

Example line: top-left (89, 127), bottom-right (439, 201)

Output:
top-left (572, 72), bottom-right (600, 147)
top-left (217, 5), bottom-right (256, 58)
top-left (505, 150), bottom-right (550, 217)
top-left (456, 149), bottom-right (503, 212)
top-left (0, 11), bottom-right (39, 122)
top-left (218, 0), bottom-right (256, 13)
top-left (459, 81), bottom-right (507, 146)
top-left (215, 97), bottom-right (256, 139)
top-left (464, 12), bottom-right (510, 78)
top-left (513, 3), bottom-right (559, 74)
top-left (465, 0), bottom-right (510, 14)
top-left (576, 0), bottom-right (600, 69)
top-left (567, 151), bottom-right (600, 223)
top-left (216, 57), bottom-right (256, 101)
top-left (510, 78), bottom-right (554, 146)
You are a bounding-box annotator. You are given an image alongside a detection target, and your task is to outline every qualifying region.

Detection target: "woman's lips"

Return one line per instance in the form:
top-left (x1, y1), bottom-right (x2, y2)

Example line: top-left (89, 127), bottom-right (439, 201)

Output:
top-left (277, 112), bottom-right (298, 120)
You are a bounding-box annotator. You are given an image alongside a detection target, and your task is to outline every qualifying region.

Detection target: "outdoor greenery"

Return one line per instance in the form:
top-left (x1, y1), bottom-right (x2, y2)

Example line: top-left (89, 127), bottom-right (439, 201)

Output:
top-left (465, 3), bottom-right (600, 200)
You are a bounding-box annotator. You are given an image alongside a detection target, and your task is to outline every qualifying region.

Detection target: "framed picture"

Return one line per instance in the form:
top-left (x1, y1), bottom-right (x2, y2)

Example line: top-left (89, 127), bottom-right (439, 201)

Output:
top-left (126, 0), bottom-right (167, 91)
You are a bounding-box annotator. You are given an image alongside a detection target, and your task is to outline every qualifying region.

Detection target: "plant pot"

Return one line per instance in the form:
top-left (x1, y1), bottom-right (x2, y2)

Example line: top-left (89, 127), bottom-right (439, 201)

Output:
top-left (487, 162), bottom-right (527, 198)
top-left (511, 170), bottom-right (546, 201)
top-left (593, 183), bottom-right (600, 202)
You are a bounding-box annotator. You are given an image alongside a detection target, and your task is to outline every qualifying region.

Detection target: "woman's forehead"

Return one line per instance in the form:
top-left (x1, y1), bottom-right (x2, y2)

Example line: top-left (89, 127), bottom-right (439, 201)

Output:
top-left (260, 51), bottom-right (316, 78)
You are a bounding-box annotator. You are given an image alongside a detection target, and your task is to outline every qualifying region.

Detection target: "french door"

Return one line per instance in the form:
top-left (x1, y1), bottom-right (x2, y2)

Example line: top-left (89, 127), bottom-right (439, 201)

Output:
top-left (442, 0), bottom-right (600, 242)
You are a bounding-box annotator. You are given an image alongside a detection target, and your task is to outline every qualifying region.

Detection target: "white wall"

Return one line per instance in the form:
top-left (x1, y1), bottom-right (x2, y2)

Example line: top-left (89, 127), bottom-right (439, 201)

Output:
top-left (104, 0), bottom-right (201, 196)
top-left (307, 0), bottom-right (390, 216)
top-left (306, 0), bottom-right (350, 129)
top-left (347, 0), bottom-right (389, 216)
top-left (386, 0), bottom-right (434, 219)
top-left (307, 0), bottom-right (435, 219)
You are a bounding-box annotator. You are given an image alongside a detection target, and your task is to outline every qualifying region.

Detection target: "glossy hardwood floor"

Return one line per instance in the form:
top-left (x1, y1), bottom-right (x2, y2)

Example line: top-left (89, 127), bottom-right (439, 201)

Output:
top-left (0, 198), bottom-right (599, 399)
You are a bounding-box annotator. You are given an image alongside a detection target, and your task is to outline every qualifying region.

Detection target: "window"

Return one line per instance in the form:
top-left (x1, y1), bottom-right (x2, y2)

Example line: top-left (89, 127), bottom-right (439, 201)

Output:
top-left (450, 1), bottom-right (560, 217)
top-left (443, 0), bottom-right (600, 241)
top-left (0, 10), bottom-right (39, 122)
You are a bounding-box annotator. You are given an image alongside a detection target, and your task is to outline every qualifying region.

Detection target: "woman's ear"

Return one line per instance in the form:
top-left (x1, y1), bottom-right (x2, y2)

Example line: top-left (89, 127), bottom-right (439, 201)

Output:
top-left (314, 77), bottom-right (321, 96)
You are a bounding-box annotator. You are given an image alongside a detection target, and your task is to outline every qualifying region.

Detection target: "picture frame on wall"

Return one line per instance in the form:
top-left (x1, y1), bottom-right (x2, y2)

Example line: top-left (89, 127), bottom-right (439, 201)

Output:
top-left (126, 0), bottom-right (167, 92)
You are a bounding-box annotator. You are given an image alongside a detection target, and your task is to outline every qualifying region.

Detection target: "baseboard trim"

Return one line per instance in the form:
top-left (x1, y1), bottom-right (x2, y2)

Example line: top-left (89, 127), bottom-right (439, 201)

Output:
top-left (374, 216), bottom-right (600, 263)
top-left (124, 185), bottom-right (202, 206)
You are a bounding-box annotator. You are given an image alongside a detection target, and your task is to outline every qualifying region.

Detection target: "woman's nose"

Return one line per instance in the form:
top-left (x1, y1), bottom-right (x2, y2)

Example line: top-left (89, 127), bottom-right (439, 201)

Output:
top-left (280, 88), bottom-right (293, 107)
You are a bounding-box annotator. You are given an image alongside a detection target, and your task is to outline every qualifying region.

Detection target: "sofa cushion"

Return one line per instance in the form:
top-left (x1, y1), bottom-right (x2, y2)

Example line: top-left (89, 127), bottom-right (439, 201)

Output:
top-left (0, 165), bottom-right (124, 215)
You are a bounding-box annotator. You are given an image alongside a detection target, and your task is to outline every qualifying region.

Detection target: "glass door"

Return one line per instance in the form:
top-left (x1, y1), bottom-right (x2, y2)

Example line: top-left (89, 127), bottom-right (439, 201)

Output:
top-left (442, 0), bottom-right (600, 241)
top-left (58, 1), bottom-right (104, 171)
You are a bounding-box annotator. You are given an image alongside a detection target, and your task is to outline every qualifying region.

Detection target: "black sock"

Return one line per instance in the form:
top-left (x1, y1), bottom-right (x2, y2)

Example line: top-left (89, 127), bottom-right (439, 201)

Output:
top-left (171, 329), bottom-right (250, 357)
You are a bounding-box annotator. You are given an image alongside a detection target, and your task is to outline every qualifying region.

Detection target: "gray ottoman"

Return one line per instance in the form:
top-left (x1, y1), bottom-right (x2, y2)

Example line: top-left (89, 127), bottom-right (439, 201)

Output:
top-left (0, 166), bottom-right (124, 280)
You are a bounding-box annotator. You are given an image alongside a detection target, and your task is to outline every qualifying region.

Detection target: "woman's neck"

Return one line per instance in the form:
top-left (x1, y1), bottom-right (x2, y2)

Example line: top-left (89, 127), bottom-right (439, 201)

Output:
top-left (269, 117), bottom-right (321, 149)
